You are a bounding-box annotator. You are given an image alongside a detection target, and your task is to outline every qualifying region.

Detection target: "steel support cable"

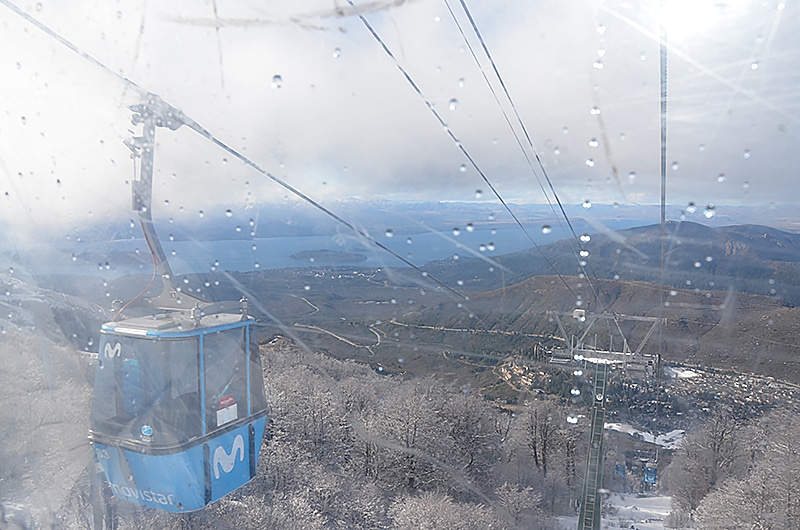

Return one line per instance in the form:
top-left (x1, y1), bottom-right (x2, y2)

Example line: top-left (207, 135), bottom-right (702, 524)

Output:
top-left (441, 0), bottom-right (580, 299)
top-left (658, 2), bottom-right (668, 362)
top-left (0, 0), bottom-right (467, 302)
top-left (347, 0), bottom-right (584, 298)
top-left (452, 0), bottom-right (616, 311)
top-left (454, 0), bottom-right (593, 262)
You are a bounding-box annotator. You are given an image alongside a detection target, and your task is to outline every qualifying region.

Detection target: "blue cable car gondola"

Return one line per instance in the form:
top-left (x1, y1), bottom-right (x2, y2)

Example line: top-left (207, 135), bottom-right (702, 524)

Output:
top-left (89, 95), bottom-right (268, 513)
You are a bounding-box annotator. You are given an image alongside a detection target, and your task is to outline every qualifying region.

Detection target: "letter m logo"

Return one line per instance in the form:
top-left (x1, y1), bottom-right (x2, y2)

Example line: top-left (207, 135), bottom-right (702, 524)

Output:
top-left (213, 434), bottom-right (245, 479)
top-left (104, 342), bottom-right (121, 358)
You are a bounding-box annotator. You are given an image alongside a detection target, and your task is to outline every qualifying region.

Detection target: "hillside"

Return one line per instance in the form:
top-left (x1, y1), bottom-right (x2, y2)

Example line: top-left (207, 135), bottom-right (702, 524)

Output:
top-left (422, 222), bottom-right (800, 305)
top-left (431, 274), bottom-right (800, 383)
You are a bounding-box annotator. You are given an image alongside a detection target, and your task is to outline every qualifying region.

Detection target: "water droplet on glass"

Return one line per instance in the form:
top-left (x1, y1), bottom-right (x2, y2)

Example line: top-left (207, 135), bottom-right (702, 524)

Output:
top-left (466, 223), bottom-right (475, 232)
top-left (406, 237), bottom-right (412, 245)
top-left (459, 163), bottom-right (467, 173)
top-left (694, 261), bottom-right (702, 268)
top-left (252, 244), bottom-right (258, 251)
top-left (452, 228), bottom-right (461, 237)
top-left (332, 47), bottom-right (342, 58)
top-left (686, 202), bottom-right (697, 213)
top-left (704, 204), bottom-right (716, 218)
top-left (571, 388), bottom-right (581, 396)
top-left (562, 126), bottom-right (569, 134)
top-left (448, 99), bottom-right (458, 111)
top-left (743, 149), bottom-right (751, 159)
top-left (553, 146), bottom-right (561, 155)
top-left (750, 61), bottom-right (759, 70)
top-left (385, 229), bottom-right (394, 238)
top-left (640, 52), bottom-right (647, 61)
top-left (592, 60), bottom-right (604, 70)
top-left (225, 209), bottom-right (233, 217)
top-left (596, 24), bottom-right (606, 35)
top-left (487, 242), bottom-right (495, 251)
top-left (303, 285), bottom-right (311, 291)
top-left (198, 210), bottom-right (205, 218)
top-left (580, 234), bottom-right (591, 242)
top-left (619, 132), bottom-right (626, 140)
top-left (716, 173), bottom-right (726, 183)
top-left (628, 171), bottom-right (636, 182)
top-left (742, 181), bottom-right (750, 190)
top-left (271, 75), bottom-right (283, 89)
top-left (478, 244), bottom-right (487, 252)
top-left (35, 2), bottom-right (42, 11)
top-left (588, 138), bottom-right (599, 148)
top-left (582, 200), bottom-right (592, 209)
top-left (590, 106), bottom-right (601, 116)
top-left (580, 250), bottom-right (589, 258)
top-left (475, 189), bottom-right (482, 199)
top-left (705, 256), bottom-right (713, 262)
top-left (671, 161), bottom-right (679, 170)
top-left (542, 225), bottom-right (552, 235)
top-left (585, 159), bottom-right (595, 167)
top-left (20, 116), bottom-right (27, 125)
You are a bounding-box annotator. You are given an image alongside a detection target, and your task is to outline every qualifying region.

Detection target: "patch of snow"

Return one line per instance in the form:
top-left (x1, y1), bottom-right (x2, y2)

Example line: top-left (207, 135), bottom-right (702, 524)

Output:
top-left (557, 494), bottom-right (673, 530)
top-left (605, 423), bottom-right (685, 450)
top-left (664, 366), bottom-right (700, 378)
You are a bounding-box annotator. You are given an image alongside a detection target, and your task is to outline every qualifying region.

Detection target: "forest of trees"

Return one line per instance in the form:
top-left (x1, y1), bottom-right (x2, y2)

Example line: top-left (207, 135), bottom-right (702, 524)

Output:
top-left (668, 408), bottom-right (800, 529)
top-left (48, 335), bottom-right (800, 529)
top-left (57, 337), bottom-right (590, 529)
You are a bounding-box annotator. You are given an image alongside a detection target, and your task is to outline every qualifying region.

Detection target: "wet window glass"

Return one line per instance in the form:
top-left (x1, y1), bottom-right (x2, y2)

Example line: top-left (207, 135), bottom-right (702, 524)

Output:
top-left (2, 0), bottom-right (799, 527)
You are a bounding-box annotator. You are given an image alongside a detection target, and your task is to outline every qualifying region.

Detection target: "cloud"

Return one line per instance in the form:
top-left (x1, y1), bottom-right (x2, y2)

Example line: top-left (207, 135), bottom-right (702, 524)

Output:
top-left (1, 0), bottom-right (798, 243)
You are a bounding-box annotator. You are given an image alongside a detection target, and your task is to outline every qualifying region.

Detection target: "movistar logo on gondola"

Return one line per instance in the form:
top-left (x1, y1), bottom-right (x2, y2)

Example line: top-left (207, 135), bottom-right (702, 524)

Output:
top-left (104, 342), bottom-right (121, 358)
top-left (213, 434), bottom-right (245, 479)
top-left (109, 483), bottom-right (175, 506)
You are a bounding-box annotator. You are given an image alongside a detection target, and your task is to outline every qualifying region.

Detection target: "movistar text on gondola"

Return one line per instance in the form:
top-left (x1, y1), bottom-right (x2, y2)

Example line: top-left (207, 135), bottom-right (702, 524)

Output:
top-left (109, 483), bottom-right (175, 506)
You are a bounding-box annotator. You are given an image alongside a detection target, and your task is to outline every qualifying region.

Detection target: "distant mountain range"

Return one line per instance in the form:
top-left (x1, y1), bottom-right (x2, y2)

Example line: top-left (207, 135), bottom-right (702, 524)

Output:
top-left (423, 221), bottom-right (800, 306)
top-left (3, 200), bottom-right (798, 249)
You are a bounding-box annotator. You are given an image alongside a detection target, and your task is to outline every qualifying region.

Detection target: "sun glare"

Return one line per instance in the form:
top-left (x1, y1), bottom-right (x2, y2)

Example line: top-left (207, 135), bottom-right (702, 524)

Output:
top-left (662, 0), bottom-right (738, 40)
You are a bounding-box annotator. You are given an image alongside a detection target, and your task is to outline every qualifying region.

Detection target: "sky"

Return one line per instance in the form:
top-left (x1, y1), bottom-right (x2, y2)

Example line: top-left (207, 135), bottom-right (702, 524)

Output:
top-left (1, 0), bottom-right (798, 241)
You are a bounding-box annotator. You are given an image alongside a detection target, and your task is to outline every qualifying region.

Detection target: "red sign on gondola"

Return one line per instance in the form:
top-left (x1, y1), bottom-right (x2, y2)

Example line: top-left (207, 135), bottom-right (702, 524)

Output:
top-left (219, 394), bottom-right (235, 409)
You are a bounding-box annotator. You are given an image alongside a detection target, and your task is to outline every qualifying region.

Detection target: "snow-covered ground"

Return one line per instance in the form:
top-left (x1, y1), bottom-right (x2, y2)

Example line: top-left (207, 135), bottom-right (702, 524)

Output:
top-left (664, 366), bottom-right (700, 379)
top-left (604, 422), bottom-right (685, 451)
top-left (557, 493), bottom-right (673, 530)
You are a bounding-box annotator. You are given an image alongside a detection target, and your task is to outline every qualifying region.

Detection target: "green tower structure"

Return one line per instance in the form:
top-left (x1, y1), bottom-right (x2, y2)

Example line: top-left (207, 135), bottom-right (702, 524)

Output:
top-left (577, 362), bottom-right (609, 530)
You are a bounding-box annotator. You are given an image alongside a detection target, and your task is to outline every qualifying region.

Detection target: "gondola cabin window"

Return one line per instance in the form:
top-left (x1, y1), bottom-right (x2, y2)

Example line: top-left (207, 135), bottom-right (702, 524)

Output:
top-left (91, 335), bottom-right (202, 446)
top-left (203, 329), bottom-right (248, 433)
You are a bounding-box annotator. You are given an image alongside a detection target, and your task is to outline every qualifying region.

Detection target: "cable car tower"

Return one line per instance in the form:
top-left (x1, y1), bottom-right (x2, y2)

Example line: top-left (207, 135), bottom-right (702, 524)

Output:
top-left (88, 95), bottom-right (269, 515)
top-left (548, 309), bottom-right (662, 530)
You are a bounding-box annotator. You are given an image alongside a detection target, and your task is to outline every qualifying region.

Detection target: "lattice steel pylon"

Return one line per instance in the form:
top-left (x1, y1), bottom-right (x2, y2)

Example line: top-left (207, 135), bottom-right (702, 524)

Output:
top-left (577, 361), bottom-right (609, 530)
